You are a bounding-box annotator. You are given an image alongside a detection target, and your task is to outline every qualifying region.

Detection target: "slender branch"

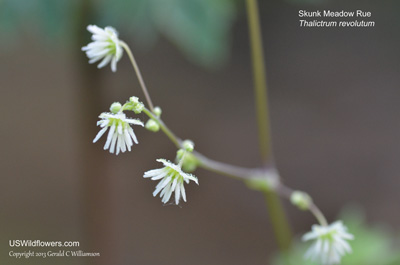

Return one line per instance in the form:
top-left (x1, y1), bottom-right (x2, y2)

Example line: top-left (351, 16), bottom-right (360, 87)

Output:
top-left (122, 16), bottom-right (326, 231)
top-left (120, 41), bottom-right (155, 112)
top-left (193, 151), bottom-right (264, 180)
top-left (309, 203), bottom-right (328, 226)
top-left (143, 108), bottom-right (181, 148)
top-left (263, 190), bottom-right (292, 250)
top-left (246, 0), bottom-right (292, 251)
top-left (142, 107), bottom-right (261, 180)
top-left (246, 0), bottom-right (273, 165)
top-left (276, 183), bottom-right (328, 226)
top-left (143, 102), bottom-right (328, 228)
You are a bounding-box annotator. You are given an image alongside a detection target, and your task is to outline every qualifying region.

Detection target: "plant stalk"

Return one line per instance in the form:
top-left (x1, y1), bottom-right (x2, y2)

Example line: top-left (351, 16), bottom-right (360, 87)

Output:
top-left (121, 41), bottom-right (155, 112)
top-left (263, 190), bottom-right (292, 251)
top-left (143, 108), bottom-right (181, 148)
top-left (309, 203), bottom-right (328, 226)
top-left (246, 0), bottom-right (272, 165)
top-left (246, 0), bottom-right (292, 251)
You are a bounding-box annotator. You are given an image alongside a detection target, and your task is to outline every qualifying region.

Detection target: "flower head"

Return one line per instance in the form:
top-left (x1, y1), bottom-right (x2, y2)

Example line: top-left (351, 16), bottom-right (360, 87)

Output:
top-left (82, 25), bottom-right (123, 72)
top-left (93, 112), bottom-right (143, 155)
top-left (302, 221), bottom-right (354, 265)
top-left (144, 159), bottom-right (199, 205)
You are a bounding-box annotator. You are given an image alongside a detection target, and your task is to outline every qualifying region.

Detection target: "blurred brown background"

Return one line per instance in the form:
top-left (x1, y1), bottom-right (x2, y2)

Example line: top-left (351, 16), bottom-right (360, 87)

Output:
top-left (1, 0), bottom-right (400, 264)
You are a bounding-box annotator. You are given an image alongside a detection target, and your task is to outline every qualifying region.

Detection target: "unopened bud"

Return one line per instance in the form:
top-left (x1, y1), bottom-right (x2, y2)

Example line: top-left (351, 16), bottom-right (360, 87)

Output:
top-left (291, 191), bottom-right (312, 211)
top-left (145, 119), bottom-right (160, 132)
top-left (176, 149), bottom-right (198, 172)
top-left (110, 102), bottom-right (122, 114)
top-left (182, 140), bottom-right (194, 152)
top-left (126, 96), bottom-right (144, 114)
top-left (129, 96), bottom-right (139, 103)
top-left (153, 106), bottom-right (162, 117)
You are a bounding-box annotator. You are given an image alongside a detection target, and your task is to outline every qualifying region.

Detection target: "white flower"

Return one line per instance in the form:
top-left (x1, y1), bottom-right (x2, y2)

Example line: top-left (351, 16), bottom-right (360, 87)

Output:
top-left (144, 159), bottom-right (199, 205)
top-left (93, 112), bottom-right (143, 155)
top-left (82, 25), bottom-right (123, 72)
top-left (302, 221), bottom-right (354, 265)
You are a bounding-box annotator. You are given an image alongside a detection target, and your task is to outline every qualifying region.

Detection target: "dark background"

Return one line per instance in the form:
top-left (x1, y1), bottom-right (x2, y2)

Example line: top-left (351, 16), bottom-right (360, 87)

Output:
top-left (1, 0), bottom-right (399, 264)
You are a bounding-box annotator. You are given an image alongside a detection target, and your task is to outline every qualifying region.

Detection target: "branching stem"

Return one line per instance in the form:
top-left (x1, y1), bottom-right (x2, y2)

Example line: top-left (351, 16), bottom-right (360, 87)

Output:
top-left (121, 41), bottom-right (155, 112)
top-left (246, 0), bottom-right (292, 251)
top-left (121, 13), bottom-right (327, 238)
top-left (142, 108), bottom-right (181, 148)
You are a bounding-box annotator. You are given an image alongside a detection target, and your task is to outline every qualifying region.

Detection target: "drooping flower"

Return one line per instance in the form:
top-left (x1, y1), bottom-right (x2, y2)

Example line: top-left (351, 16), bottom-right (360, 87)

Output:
top-left (93, 112), bottom-right (143, 155)
top-left (82, 25), bottom-right (123, 72)
top-left (302, 221), bottom-right (354, 265)
top-left (144, 159), bottom-right (199, 205)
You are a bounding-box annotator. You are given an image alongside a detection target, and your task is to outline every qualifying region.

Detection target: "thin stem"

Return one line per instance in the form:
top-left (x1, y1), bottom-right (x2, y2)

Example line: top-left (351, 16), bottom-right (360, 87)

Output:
top-left (246, 0), bottom-right (292, 251)
top-left (142, 108), bottom-right (327, 227)
top-left (143, 108), bottom-right (181, 148)
top-left (263, 190), bottom-right (292, 250)
top-left (276, 183), bottom-right (328, 226)
top-left (246, 0), bottom-right (272, 165)
top-left (126, 11), bottom-right (324, 232)
top-left (120, 41), bottom-right (155, 112)
top-left (142, 107), bottom-right (262, 180)
top-left (309, 203), bottom-right (328, 226)
top-left (193, 151), bottom-right (264, 180)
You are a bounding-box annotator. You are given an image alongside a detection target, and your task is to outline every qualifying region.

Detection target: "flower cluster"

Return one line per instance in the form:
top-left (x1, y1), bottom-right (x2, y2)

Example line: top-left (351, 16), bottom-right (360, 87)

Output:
top-left (303, 221), bottom-right (354, 265)
top-left (83, 25), bottom-right (351, 264)
top-left (144, 158), bottom-right (199, 205)
top-left (82, 25), bottom-right (123, 72)
top-left (93, 112), bottom-right (143, 155)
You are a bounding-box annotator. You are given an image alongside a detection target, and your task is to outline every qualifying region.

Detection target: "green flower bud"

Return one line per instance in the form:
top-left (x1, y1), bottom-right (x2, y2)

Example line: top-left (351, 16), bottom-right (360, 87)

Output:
top-left (290, 191), bottom-right (312, 211)
top-left (176, 149), bottom-right (198, 172)
top-left (145, 119), bottom-right (160, 132)
top-left (132, 102), bottom-right (144, 114)
top-left (182, 140), bottom-right (194, 152)
top-left (153, 106), bottom-right (162, 117)
top-left (129, 96), bottom-right (139, 103)
top-left (110, 102), bottom-right (122, 114)
top-left (125, 96), bottom-right (144, 114)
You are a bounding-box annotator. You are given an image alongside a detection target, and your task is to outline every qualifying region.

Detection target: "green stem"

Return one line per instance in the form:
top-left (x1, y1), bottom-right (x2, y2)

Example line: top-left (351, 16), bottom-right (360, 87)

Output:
top-left (124, 17), bottom-right (322, 237)
top-left (263, 190), bottom-right (292, 250)
top-left (246, 0), bottom-right (272, 164)
top-left (143, 108), bottom-right (181, 148)
top-left (309, 203), bottom-right (328, 226)
top-left (143, 107), bottom-right (262, 179)
top-left (143, 107), bottom-right (272, 180)
top-left (193, 151), bottom-right (265, 180)
top-left (246, 0), bottom-right (292, 251)
top-left (120, 41), bottom-right (155, 112)
top-left (276, 183), bottom-right (329, 226)
top-left (143, 105), bottom-right (326, 230)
